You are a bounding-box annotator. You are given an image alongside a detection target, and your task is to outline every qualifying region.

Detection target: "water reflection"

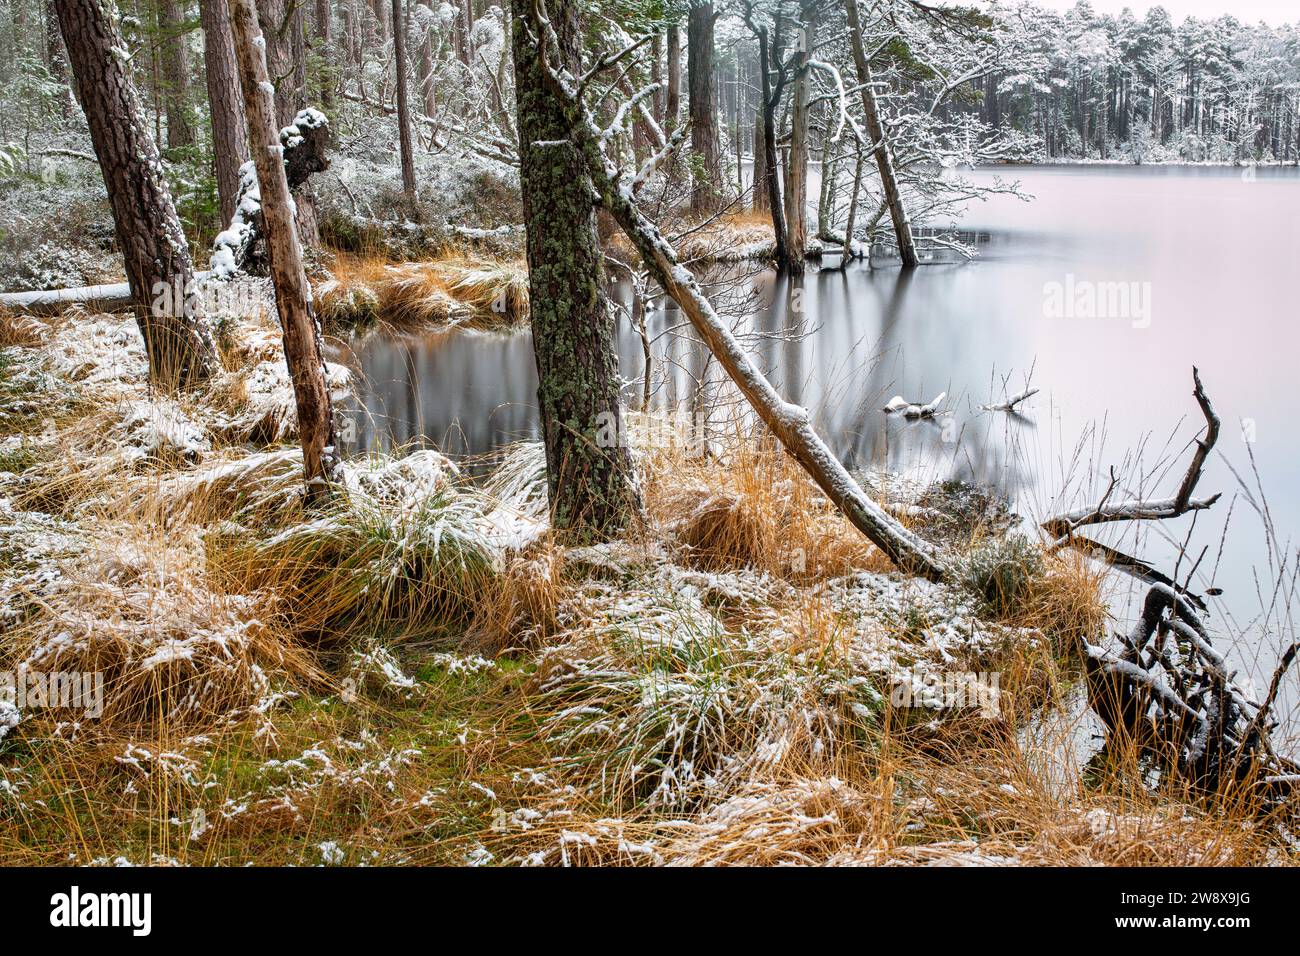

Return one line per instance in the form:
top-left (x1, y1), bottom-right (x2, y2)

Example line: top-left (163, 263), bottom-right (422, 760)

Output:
top-left (334, 165), bottom-right (1300, 722)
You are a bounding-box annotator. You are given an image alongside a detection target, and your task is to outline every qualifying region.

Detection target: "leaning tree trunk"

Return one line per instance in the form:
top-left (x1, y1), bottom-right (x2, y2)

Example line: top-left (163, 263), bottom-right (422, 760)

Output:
top-left (228, 0), bottom-right (339, 498)
top-left (200, 0), bottom-right (248, 227)
top-left (510, 0), bottom-right (639, 540)
top-left (511, 1), bottom-right (948, 579)
top-left (845, 0), bottom-right (917, 268)
top-left (687, 1), bottom-right (721, 215)
top-left (391, 0), bottom-right (416, 202)
top-left (159, 0), bottom-right (195, 149)
top-left (55, 0), bottom-right (218, 389)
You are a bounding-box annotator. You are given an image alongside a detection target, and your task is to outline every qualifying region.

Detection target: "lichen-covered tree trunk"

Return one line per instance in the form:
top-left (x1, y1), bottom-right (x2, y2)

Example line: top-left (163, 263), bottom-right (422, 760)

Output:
top-left (845, 0), bottom-right (917, 268)
top-left (55, 0), bottom-right (218, 389)
top-left (391, 0), bottom-right (416, 201)
top-left (200, 0), bottom-right (248, 226)
top-left (687, 1), bottom-right (721, 215)
top-left (228, 0), bottom-right (340, 498)
top-left (510, 0), bottom-right (639, 540)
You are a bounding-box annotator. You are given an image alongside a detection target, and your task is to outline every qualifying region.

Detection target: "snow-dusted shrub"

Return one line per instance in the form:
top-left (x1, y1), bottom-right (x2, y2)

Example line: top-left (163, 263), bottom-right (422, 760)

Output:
top-left (962, 533), bottom-right (1045, 616)
top-left (524, 572), bottom-right (881, 811)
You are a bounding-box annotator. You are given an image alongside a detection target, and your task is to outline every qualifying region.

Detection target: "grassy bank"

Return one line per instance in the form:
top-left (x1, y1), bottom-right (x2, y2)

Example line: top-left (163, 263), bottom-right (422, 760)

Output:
top-left (0, 306), bottom-right (1291, 866)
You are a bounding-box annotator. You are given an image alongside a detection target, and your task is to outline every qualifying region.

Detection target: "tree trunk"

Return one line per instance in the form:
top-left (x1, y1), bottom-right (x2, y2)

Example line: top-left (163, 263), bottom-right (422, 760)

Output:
top-left (258, 0), bottom-right (299, 126)
top-left (418, 0), bottom-right (435, 117)
top-left (391, 0), bottom-right (415, 202)
top-left (687, 1), bottom-right (721, 215)
top-left (756, 23), bottom-right (789, 269)
top-left (664, 20), bottom-right (680, 129)
top-left (160, 0), bottom-right (195, 149)
top-left (510, 0), bottom-right (638, 540)
top-left (845, 0), bottom-right (917, 267)
top-left (200, 0), bottom-right (248, 227)
top-left (782, 8), bottom-right (814, 271)
top-left (314, 0), bottom-right (332, 107)
top-left (55, 0), bottom-right (218, 389)
top-left (44, 0), bottom-right (74, 114)
top-left (228, 0), bottom-right (340, 498)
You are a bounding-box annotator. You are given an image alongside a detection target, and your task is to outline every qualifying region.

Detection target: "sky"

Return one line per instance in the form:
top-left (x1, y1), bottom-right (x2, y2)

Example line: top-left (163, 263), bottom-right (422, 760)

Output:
top-left (1024, 0), bottom-right (1298, 26)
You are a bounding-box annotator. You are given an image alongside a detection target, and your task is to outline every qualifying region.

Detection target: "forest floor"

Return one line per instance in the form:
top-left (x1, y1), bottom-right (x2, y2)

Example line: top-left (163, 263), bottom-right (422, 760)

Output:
top-left (1, 299), bottom-right (1292, 866)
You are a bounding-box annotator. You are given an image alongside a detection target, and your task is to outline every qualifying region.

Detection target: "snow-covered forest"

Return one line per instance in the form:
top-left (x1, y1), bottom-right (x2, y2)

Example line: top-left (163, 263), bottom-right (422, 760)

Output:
top-left (0, 0), bottom-right (1298, 875)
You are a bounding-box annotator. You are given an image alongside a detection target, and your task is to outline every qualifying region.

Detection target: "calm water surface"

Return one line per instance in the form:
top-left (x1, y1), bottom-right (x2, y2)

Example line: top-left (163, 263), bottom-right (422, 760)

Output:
top-left (335, 164), bottom-right (1300, 725)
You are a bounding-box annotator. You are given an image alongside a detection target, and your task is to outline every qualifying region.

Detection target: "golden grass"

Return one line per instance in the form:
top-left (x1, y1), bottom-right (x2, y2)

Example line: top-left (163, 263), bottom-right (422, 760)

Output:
top-left (0, 307), bottom-right (45, 347)
top-left (2, 317), bottom-right (1294, 865)
top-left (313, 253), bottom-right (529, 331)
top-left (639, 427), bottom-right (888, 582)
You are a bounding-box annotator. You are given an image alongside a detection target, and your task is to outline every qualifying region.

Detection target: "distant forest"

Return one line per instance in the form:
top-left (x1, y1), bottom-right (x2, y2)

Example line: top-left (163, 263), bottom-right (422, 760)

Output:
top-left (966, 2), bottom-right (1300, 161)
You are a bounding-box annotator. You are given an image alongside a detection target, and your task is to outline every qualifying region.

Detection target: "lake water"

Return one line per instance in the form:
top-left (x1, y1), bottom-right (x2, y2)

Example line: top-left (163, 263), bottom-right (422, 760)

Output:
top-left (335, 164), bottom-right (1300, 727)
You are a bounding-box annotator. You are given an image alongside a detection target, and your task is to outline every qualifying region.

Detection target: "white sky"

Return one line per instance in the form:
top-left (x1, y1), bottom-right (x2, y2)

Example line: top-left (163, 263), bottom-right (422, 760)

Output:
top-left (1024, 0), bottom-right (1298, 26)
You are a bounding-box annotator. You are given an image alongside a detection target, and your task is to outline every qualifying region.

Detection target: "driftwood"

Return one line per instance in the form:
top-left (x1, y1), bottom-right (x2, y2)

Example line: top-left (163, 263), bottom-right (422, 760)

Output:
top-left (1085, 583), bottom-right (1299, 809)
top-left (520, 2), bottom-right (950, 581)
top-left (883, 391), bottom-right (946, 419)
top-left (982, 386), bottom-right (1038, 412)
top-left (1043, 368), bottom-right (1221, 550)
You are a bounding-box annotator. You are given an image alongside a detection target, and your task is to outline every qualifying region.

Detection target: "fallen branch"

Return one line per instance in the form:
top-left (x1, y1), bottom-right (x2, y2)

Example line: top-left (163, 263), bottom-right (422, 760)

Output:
top-left (1085, 583), bottom-right (1299, 808)
top-left (1043, 368), bottom-right (1222, 544)
top-left (0, 273), bottom-right (216, 315)
top-left (982, 386), bottom-right (1038, 412)
top-left (883, 391), bottom-right (946, 419)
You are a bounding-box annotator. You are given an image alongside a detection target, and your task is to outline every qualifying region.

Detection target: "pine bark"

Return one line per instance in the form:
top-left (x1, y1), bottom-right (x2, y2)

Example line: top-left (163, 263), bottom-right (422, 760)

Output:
top-left (686, 1), bottom-right (721, 215)
top-left (159, 0), bottom-right (195, 149)
top-left (314, 0), bottom-right (331, 107)
top-left (418, 0), bottom-right (434, 117)
top-left (200, 0), bottom-right (248, 227)
top-left (257, 0), bottom-right (299, 126)
top-left (510, 0), bottom-right (638, 540)
top-left (44, 0), bottom-right (74, 113)
top-left (55, 0), bottom-right (218, 388)
top-left (228, 0), bottom-right (340, 498)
